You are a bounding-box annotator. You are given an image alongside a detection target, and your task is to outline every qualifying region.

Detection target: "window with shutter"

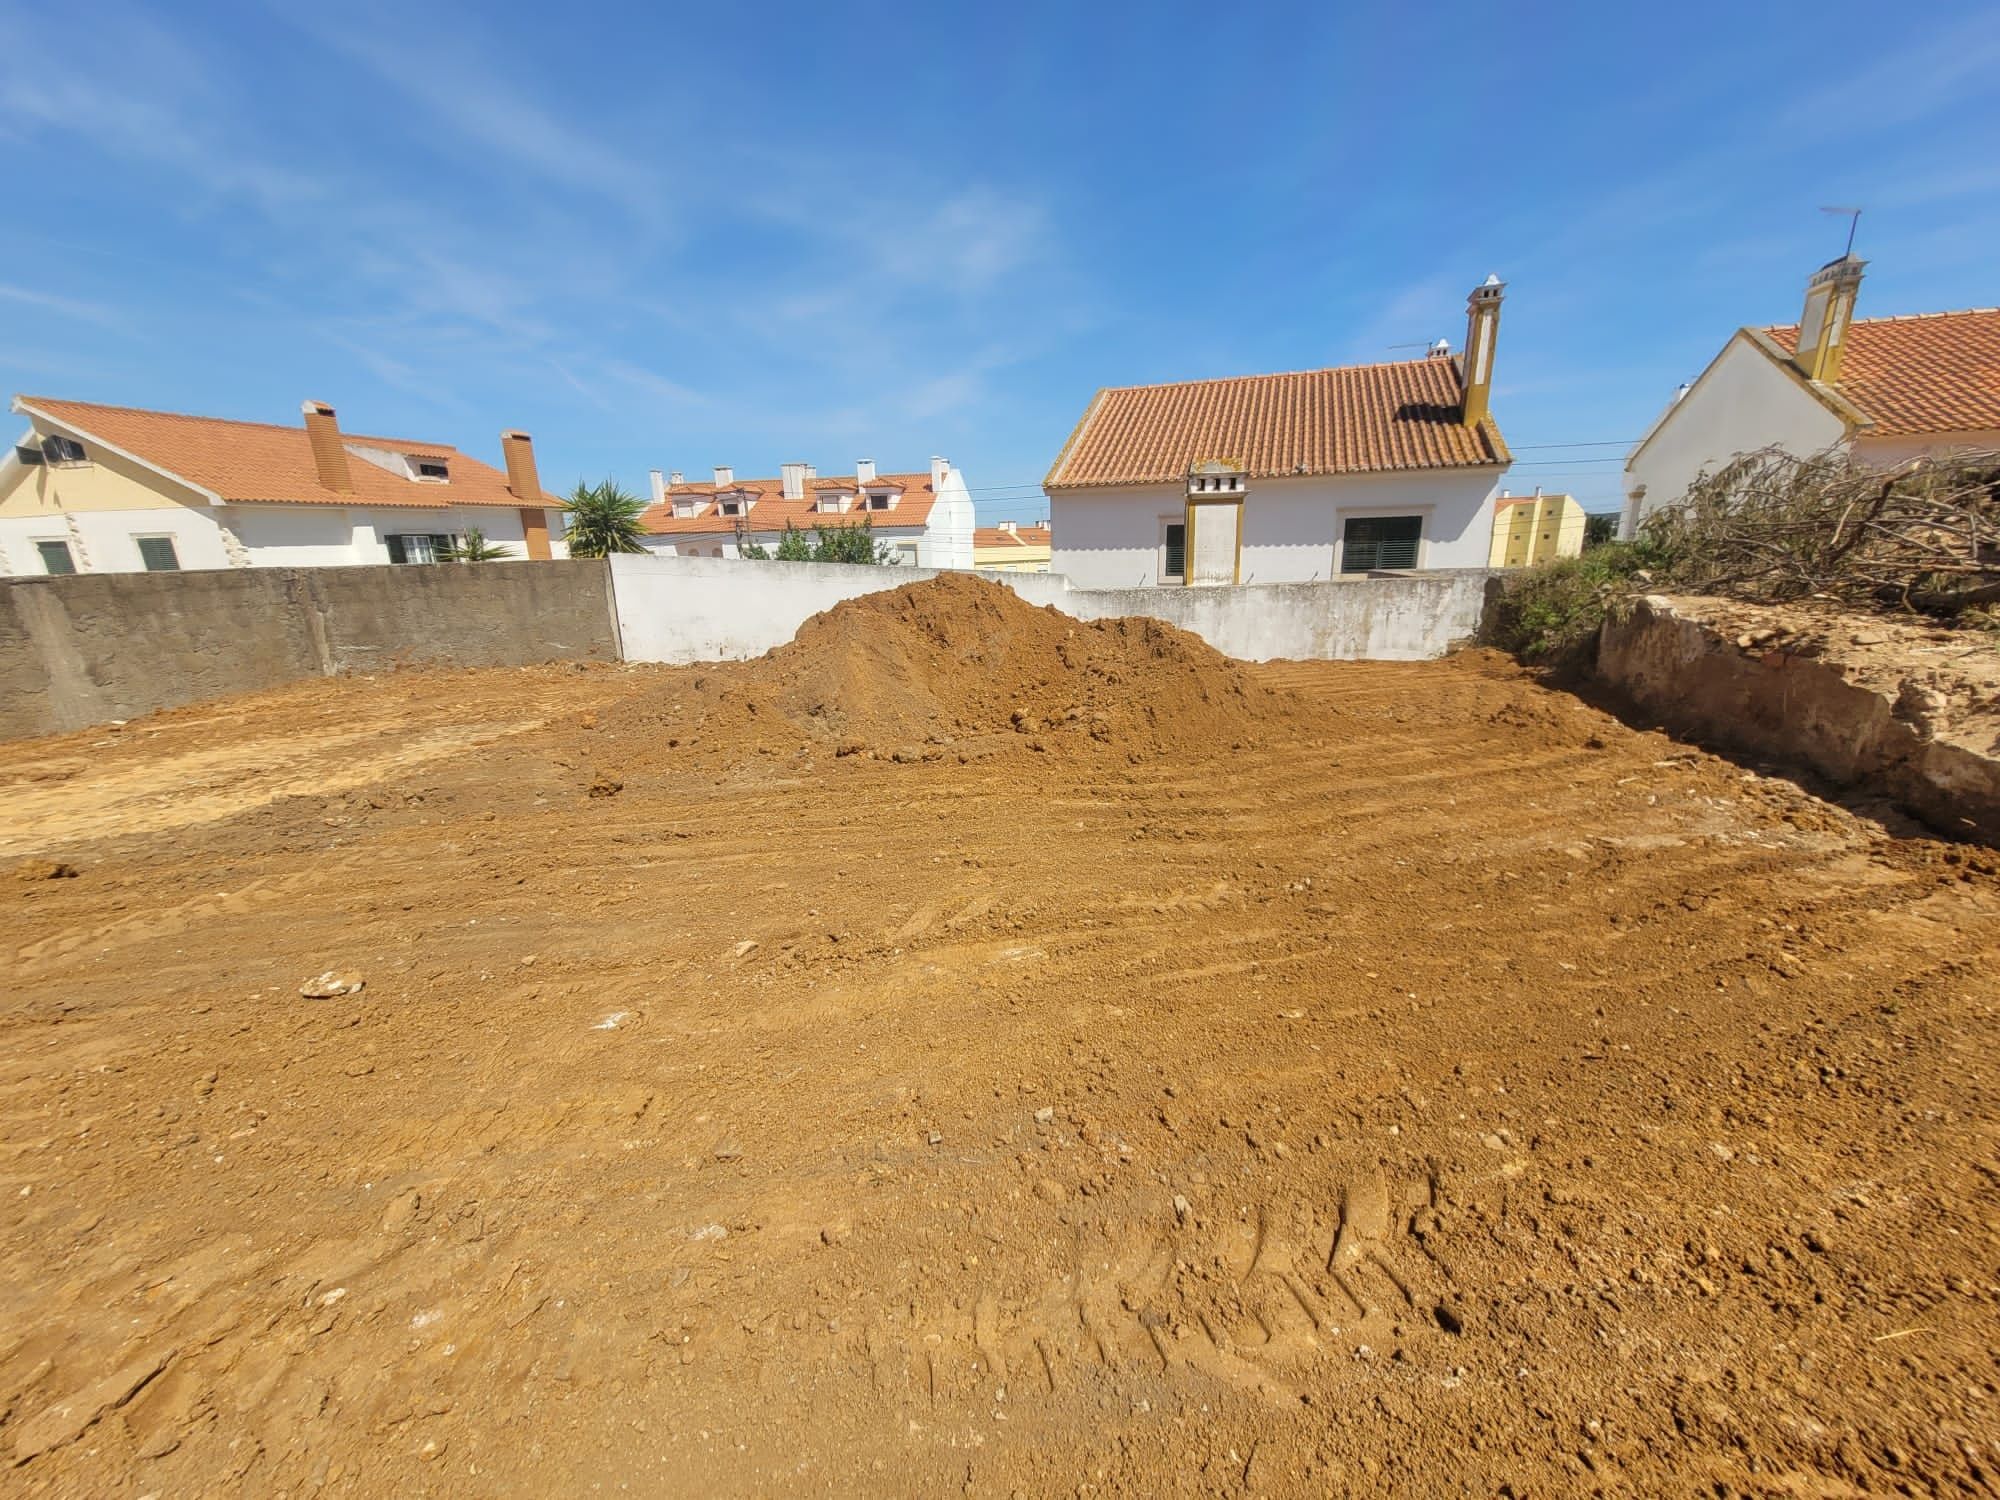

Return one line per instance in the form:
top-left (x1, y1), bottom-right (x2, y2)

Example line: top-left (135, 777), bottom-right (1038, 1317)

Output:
top-left (136, 536), bottom-right (180, 571)
top-left (1341, 515), bottom-right (1422, 573)
top-left (1163, 522), bottom-right (1186, 582)
top-left (35, 539), bottom-right (76, 575)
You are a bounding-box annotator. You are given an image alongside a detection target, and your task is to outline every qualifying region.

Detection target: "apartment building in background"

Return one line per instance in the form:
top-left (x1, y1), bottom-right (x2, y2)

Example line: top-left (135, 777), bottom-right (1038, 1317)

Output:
top-left (635, 458), bottom-right (974, 567)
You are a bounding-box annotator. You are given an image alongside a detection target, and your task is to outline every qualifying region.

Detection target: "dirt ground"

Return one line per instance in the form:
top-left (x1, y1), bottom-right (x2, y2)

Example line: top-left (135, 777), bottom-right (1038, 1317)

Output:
top-left (2, 575), bottom-right (1997, 1497)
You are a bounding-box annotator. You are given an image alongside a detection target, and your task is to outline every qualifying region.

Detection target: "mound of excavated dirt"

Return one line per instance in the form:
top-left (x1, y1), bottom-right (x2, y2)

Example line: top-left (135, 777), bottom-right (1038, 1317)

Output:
top-left (599, 573), bottom-right (1299, 769)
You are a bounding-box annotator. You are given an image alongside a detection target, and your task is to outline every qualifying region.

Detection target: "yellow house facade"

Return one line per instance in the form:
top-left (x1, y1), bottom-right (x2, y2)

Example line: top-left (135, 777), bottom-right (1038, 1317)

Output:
top-left (1488, 489), bottom-right (1584, 568)
top-left (973, 521), bottom-right (1052, 572)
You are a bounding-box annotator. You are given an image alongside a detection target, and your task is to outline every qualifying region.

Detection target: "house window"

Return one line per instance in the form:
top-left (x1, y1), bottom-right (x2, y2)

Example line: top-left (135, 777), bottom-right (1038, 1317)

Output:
top-left (1162, 521), bottom-right (1186, 583)
top-left (136, 536), bottom-right (181, 571)
top-left (1341, 515), bottom-right (1423, 572)
top-left (41, 435), bottom-right (87, 466)
top-left (718, 501), bottom-right (742, 516)
top-left (386, 533), bottom-right (456, 564)
top-left (414, 459), bottom-right (450, 481)
top-left (867, 494), bottom-right (890, 511)
top-left (36, 539), bottom-right (76, 574)
top-left (894, 542), bottom-right (920, 565)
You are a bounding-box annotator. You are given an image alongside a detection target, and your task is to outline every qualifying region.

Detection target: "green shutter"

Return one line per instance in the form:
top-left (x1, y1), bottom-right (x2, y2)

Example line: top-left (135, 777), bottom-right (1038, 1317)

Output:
top-left (35, 540), bottom-right (76, 575)
top-left (1164, 522), bottom-right (1186, 581)
top-left (385, 535), bottom-right (408, 564)
top-left (1341, 516), bottom-right (1422, 573)
top-left (136, 536), bottom-right (180, 571)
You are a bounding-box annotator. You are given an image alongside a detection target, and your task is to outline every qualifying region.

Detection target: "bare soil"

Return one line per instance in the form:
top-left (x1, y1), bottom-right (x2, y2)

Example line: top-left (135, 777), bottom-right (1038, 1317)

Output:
top-left (2, 575), bottom-right (1997, 1496)
top-left (1656, 595), bottom-right (2000, 759)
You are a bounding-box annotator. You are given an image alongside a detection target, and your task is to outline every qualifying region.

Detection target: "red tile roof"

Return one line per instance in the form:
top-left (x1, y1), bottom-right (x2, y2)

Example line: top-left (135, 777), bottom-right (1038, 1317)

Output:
top-left (16, 396), bottom-right (557, 509)
top-left (640, 472), bottom-right (938, 536)
top-left (1044, 354), bottom-right (1508, 490)
top-left (974, 524), bottom-right (1052, 549)
top-left (1761, 308), bottom-right (2000, 437)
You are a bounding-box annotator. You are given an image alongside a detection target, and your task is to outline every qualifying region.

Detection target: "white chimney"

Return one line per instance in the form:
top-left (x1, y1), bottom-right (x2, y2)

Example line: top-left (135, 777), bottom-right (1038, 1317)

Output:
top-left (1000, 520), bottom-right (1017, 533)
top-left (929, 455), bottom-right (948, 489)
top-left (669, 470), bottom-right (684, 485)
top-left (856, 458), bottom-right (876, 485)
top-left (713, 465), bottom-right (733, 487)
top-left (780, 462), bottom-right (808, 500)
top-left (649, 468), bottom-right (667, 504)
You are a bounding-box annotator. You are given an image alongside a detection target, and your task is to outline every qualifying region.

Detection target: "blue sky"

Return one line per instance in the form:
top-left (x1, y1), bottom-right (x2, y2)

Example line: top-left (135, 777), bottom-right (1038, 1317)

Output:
top-left (2, 1), bottom-right (1997, 524)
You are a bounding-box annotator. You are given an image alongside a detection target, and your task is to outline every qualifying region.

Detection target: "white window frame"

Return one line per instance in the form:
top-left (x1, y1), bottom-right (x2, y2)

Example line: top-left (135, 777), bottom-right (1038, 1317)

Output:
top-left (1157, 514), bottom-right (1186, 585)
top-left (133, 534), bottom-right (181, 571)
top-left (1332, 505), bottom-right (1432, 576)
top-left (33, 537), bottom-right (77, 574)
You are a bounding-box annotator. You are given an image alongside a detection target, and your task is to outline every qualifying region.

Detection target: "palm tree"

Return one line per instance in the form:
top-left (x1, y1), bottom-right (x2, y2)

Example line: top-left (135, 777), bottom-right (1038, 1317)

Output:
top-left (561, 478), bottom-right (649, 557)
top-left (452, 527), bottom-right (514, 563)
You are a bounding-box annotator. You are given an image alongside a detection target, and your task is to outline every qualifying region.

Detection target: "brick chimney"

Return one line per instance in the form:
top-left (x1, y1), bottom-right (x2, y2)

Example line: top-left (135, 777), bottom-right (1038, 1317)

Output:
top-left (301, 400), bottom-right (352, 492)
top-left (500, 430), bottom-right (542, 501)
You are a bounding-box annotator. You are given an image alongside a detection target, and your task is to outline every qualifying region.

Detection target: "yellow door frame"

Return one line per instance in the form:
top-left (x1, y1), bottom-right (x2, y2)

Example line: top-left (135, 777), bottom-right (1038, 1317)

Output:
top-left (1183, 497), bottom-right (1244, 585)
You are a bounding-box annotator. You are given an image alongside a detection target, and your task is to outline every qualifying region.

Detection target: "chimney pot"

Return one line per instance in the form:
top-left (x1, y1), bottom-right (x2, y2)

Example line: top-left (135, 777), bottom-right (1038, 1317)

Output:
top-left (499, 429), bottom-right (543, 503)
top-left (301, 399), bottom-right (353, 493)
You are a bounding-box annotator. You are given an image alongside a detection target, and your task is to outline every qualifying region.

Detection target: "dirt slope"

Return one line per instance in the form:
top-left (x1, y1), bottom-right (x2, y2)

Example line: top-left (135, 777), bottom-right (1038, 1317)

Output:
top-left (1, 576), bottom-right (1995, 1496)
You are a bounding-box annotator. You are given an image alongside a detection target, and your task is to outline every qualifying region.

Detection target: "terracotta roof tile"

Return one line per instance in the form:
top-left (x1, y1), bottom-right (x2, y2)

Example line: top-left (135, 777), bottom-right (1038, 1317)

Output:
top-left (974, 525), bottom-right (1051, 549)
top-left (1761, 308), bottom-right (2000, 437)
top-left (641, 472), bottom-right (937, 536)
top-left (1044, 354), bottom-right (1508, 490)
top-left (16, 396), bottom-right (557, 509)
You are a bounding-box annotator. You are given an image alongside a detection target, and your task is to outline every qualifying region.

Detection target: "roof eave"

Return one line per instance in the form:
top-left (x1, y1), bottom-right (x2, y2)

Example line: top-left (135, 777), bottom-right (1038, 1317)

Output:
top-left (13, 397), bottom-right (227, 506)
top-left (1738, 327), bottom-right (1875, 432)
top-left (1047, 456), bottom-right (1512, 492)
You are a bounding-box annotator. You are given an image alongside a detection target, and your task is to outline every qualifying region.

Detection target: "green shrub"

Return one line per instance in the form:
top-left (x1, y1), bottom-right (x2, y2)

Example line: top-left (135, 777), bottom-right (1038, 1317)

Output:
top-left (1487, 540), bottom-right (1664, 662)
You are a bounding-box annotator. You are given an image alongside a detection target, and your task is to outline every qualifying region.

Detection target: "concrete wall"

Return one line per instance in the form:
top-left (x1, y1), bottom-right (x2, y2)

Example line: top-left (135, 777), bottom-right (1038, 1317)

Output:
top-left (0, 559), bottom-right (618, 738)
top-left (1048, 468), bottom-right (1504, 589)
top-left (611, 553), bottom-right (1494, 666)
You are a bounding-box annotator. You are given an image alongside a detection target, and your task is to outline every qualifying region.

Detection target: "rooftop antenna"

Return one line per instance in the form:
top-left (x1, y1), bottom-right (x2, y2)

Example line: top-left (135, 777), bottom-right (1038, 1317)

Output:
top-left (1819, 205), bottom-right (1863, 258)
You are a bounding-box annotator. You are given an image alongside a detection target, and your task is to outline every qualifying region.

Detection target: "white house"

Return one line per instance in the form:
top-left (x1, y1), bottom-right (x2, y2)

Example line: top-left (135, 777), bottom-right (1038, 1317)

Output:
top-left (0, 395), bottom-right (568, 574)
top-left (635, 457), bottom-right (974, 567)
top-left (1623, 256), bottom-right (2000, 536)
top-left (1041, 277), bottom-right (1513, 588)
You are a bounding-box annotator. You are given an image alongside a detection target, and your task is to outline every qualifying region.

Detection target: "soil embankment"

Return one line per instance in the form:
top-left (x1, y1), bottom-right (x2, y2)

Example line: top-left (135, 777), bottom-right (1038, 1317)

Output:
top-left (1598, 594), bottom-right (2000, 844)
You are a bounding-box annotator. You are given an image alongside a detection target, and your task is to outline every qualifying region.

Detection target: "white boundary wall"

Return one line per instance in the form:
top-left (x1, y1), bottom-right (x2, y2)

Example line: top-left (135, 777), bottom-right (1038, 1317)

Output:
top-left (609, 554), bottom-right (1494, 664)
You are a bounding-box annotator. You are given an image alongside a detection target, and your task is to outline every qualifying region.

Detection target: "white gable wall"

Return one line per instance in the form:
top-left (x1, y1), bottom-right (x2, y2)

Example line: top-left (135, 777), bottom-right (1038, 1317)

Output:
top-left (1625, 336), bottom-right (1846, 535)
top-left (1049, 468), bottom-right (1504, 590)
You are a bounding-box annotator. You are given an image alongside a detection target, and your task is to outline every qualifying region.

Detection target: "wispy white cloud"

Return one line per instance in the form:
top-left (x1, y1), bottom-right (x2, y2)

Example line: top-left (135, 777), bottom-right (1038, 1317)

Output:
top-left (1774, 10), bottom-right (2000, 140)
top-left (273, 6), bottom-right (667, 226)
top-left (0, 282), bottom-right (124, 329)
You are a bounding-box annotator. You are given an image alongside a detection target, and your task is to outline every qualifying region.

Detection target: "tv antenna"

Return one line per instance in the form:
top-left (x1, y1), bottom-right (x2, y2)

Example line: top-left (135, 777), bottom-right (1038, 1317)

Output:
top-left (1819, 205), bottom-right (1863, 258)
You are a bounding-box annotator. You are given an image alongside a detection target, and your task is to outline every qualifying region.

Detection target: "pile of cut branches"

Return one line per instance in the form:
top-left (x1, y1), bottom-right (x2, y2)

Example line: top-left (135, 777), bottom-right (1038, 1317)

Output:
top-left (1644, 445), bottom-right (2000, 614)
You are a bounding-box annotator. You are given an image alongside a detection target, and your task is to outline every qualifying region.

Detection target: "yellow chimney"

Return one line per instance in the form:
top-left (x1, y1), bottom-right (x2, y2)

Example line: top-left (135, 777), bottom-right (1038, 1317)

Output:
top-left (1460, 275), bottom-right (1504, 428)
top-left (1791, 256), bottom-right (1865, 384)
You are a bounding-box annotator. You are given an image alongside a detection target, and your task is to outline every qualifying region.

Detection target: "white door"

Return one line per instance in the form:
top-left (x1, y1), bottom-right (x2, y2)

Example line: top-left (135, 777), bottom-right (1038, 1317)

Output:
top-left (1189, 501), bottom-right (1240, 585)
